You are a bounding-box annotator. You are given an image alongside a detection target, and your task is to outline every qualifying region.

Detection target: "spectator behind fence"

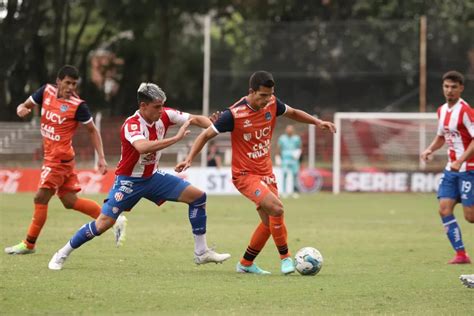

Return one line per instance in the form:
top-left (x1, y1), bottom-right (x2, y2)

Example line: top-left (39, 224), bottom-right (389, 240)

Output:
top-left (207, 141), bottom-right (223, 167)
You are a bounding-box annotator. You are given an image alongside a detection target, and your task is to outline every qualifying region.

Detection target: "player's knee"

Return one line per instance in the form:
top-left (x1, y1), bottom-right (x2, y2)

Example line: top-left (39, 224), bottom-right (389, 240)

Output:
top-left (34, 193), bottom-right (49, 204)
top-left (189, 192), bottom-right (207, 207)
top-left (271, 204), bottom-right (284, 216)
top-left (95, 215), bottom-right (114, 234)
top-left (267, 201), bottom-right (284, 216)
top-left (438, 206), bottom-right (454, 217)
top-left (464, 212), bottom-right (474, 223)
top-left (61, 198), bottom-right (75, 209)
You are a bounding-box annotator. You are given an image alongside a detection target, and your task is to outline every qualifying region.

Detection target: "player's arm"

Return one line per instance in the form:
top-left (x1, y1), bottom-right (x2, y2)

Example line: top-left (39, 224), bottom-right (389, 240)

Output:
top-left (175, 127), bottom-right (218, 172)
top-left (451, 110), bottom-right (474, 171)
top-left (283, 106), bottom-right (336, 133)
top-left (451, 139), bottom-right (474, 171)
top-left (16, 98), bottom-right (36, 118)
top-left (17, 85), bottom-right (46, 118)
top-left (420, 135), bottom-right (445, 162)
top-left (188, 114), bottom-right (212, 128)
top-left (83, 120), bottom-right (108, 175)
top-left (76, 103), bottom-right (107, 174)
top-left (133, 119), bottom-right (192, 154)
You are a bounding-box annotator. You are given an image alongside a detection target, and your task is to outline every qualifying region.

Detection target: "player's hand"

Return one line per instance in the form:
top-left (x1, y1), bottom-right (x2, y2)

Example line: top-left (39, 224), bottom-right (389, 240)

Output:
top-left (451, 160), bottom-right (461, 172)
top-left (317, 121), bottom-right (336, 133)
top-left (175, 159), bottom-right (191, 173)
top-left (209, 111), bottom-right (222, 124)
top-left (97, 157), bottom-right (108, 175)
top-left (176, 119), bottom-right (192, 140)
top-left (420, 149), bottom-right (433, 162)
top-left (17, 104), bottom-right (31, 118)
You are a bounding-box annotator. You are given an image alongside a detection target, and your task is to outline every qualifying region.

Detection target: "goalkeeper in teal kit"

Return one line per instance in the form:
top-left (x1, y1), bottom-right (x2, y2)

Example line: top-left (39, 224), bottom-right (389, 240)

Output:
top-left (277, 125), bottom-right (302, 198)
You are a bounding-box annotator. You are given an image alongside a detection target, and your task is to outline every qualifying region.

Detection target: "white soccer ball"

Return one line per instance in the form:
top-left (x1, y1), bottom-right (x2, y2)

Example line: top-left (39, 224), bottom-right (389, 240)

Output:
top-left (295, 247), bottom-right (323, 276)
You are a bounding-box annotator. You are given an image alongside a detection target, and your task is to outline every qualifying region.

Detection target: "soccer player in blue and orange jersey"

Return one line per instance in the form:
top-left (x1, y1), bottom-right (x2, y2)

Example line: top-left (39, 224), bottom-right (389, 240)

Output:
top-left (176, 71), bottom-right (336, 274)
top-left (5, 65), bottom-right (126, 255)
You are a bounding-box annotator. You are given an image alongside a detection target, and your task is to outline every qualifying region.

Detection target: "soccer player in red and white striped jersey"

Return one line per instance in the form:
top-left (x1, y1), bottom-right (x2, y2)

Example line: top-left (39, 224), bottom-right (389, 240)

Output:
top-left (48, 82), bottom-right (230, 270)
top-left (421, 70), bottom-right (474, 264)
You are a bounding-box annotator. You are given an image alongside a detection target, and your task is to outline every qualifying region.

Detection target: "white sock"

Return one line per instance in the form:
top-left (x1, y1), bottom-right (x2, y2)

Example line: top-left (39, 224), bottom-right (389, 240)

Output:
top-left (193, 234), bottom-right (208, 255)
top-left (58, 241), bottom-right (74, 256)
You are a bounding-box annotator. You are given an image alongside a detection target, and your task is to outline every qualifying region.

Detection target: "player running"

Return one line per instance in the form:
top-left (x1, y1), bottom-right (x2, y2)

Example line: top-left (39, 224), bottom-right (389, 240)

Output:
top-left (48, 82), bottom-right (230, 270)
top-left (421, 70), bottom-right (474, 264)
top-left (176, 71), bottom-right (336, 274)
top-left (5, 65), bottom-right (127, 255)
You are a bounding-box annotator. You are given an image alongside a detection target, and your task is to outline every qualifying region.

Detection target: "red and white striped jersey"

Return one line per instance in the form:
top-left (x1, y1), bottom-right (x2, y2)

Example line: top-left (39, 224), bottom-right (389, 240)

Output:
top-left (115, 108), bottom-right (189, 177)
top-left (436, 98), bottom-right (474, 171)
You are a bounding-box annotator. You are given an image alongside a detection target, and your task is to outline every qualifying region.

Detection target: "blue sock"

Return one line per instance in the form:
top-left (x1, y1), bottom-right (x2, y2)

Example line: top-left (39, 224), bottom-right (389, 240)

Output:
top-left (441, 215), bottom-right (465, 252)
top-left (189, 193), bottom-right (207, 235)
top-left (69, 221), bottom-right (101, 249)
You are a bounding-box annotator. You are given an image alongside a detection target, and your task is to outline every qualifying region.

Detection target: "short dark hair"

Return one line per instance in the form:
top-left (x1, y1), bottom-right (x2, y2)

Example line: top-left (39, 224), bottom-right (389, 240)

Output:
top-left (249, 71), bottom-right (275, 91)
top-left (57, 65), bottom-right (79, 80)
top-left (442, 70), bottom-right (464, 85)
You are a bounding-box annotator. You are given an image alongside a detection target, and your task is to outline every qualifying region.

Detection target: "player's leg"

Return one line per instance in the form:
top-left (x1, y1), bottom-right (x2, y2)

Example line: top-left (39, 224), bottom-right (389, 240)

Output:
top-left (177, 185), bottom-right (230, 264)
top-left (236, 208), bottom-right (272, 274)
top-left (455, 171), bottom-right (474, 264)
top-left (281, 163), bottom-right (289, 197)
top-left (145, 172), bottom-right (230, 264)
top-left (438, 171), bottom-right (470, 264)
top-left (233, 175), bottom-right (294, 274)
top-left (49, 176), bottom-right (142, 270)
top-left (59, 191), bottom-right (128, 246)
top-left (49, 213), bottom-right (116, 270)
top-left (59, 192), bottom-right (100, 218)
top-left (290, 163), bottom-right (300, 198)
top-left (259, 191), bottom-right (295, 274)
top-left (4, 188), bottom-right (55, 254)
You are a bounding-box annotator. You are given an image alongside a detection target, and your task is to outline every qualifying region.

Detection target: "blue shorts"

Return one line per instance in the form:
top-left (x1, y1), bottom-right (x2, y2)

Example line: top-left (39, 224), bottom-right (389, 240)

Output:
top-left (101, 170), bottom-right (191, 219)
top-left (437, 170), bottom-right (474, 206)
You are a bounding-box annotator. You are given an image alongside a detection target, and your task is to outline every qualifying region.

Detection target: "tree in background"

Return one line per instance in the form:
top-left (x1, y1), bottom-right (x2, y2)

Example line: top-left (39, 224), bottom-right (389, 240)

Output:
top-left (1, 0), bottom-right (472, 120)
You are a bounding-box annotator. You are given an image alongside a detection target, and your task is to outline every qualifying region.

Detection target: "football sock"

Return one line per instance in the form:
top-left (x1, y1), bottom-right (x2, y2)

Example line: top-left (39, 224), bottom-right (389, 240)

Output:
top-left (441, 214), bottom-right (465, 253)
top-left (25, 203), bottom-right (48, 248)
top-left (72, 198), bottom-right (101, 218)
top-left (193, 234), bottom-right (208, 256)
top-left (188, 193), bottom-right (207, 235)
top-left (269, 214), bottom-right (290, 259)
top-left (69, 221), bottom-right (101, 249)
top-left (58, 240), bottom-right (74, 257)
top-left (241, 222), bottom-right (271, 266)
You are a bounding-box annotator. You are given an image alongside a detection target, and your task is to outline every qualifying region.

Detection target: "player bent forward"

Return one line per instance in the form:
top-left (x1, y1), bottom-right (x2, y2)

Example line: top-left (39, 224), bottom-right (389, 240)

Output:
top-left (49, 83), bottom-right (230, 270)
top-left (176, 71), bottom-right (336, 274)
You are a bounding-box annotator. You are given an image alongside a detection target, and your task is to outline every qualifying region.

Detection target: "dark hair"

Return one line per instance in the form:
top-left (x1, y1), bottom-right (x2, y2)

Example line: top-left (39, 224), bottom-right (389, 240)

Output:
top-left (57, 65), bottom-right (79, 80)
top-left (442, 70), bottom-right (464, 85)
top-left (249, 71), bottom-right (275, 91)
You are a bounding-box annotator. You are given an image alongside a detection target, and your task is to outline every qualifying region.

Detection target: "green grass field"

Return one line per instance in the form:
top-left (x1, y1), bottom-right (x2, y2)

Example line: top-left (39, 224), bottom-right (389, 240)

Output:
top-left (1, 193), bottom-right (473, 315)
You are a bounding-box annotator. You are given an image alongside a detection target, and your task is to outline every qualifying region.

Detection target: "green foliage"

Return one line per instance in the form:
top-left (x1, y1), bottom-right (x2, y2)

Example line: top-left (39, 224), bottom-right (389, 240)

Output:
top-left (1, 193), bottom-right (473, 314)
top-left (0, 0), bottom-right (472, 118)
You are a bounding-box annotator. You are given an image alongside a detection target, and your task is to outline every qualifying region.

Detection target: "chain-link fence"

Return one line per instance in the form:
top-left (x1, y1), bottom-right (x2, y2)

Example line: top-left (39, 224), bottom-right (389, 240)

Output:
top-left (209, 18), bottom-right (473, 114)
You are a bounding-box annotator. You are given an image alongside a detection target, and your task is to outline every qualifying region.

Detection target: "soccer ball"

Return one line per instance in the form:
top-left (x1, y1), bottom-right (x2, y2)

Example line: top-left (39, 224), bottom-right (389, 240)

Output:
top-left (295, 247), bottom-right (323, 276)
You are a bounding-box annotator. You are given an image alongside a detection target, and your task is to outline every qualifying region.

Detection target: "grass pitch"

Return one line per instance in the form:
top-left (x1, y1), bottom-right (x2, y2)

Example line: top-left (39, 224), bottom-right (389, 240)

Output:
top-left (1, 192), bottom-right (473, 315)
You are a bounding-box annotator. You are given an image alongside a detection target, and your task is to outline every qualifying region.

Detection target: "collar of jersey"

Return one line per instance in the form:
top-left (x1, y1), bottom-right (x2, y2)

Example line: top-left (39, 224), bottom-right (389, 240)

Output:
top-left (244, 98), bottom-right (260, 112)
